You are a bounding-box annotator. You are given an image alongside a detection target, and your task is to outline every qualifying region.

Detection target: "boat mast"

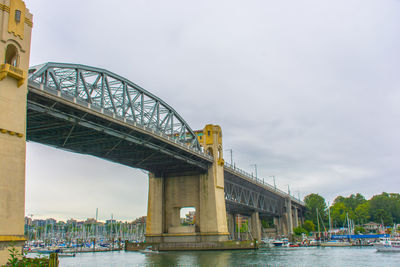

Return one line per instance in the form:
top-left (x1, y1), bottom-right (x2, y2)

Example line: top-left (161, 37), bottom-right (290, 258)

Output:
top-left (316, 208), bottom-right (321, 241)
top-left (328, 203), bottom-right (332, 238)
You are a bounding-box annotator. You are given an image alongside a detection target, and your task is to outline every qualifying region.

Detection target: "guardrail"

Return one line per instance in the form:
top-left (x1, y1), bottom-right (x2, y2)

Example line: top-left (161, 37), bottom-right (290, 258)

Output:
top-left (224, 162), bottom-right (304, 205)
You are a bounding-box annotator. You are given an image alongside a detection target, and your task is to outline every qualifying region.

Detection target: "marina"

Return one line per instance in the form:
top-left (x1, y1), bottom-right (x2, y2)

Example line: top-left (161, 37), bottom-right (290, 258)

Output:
top-left (54, 246), bottom-right (400, 267)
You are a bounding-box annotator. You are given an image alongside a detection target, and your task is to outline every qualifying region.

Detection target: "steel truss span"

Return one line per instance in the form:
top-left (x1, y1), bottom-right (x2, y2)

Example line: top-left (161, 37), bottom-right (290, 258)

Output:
top-left (28, 62), bottom-right (201, 151)
top-left (27, 63), bottom-right (211, 173)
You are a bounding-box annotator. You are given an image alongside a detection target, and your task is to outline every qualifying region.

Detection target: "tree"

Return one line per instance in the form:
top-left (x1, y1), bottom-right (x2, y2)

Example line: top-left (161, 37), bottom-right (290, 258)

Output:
top-left (302, 220), bottom-right (315, 233)
top-left (369, 192), bottom-right (400, 225)
top-left (355, 202), bottom-right (370, 225)
top-left (293, 227), bottom-right (308, 236)
top-left (330, 202), bottom-right (353, 228)
top-left (240, 221), bottom-right (249, 233)
top-left (354, 226), bottom-right (366, 234)
top-left (304, 194), bottom-right (327, 226)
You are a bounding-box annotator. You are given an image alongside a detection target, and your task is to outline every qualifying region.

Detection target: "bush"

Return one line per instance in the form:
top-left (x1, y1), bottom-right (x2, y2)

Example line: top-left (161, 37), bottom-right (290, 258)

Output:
top-left (6, 246), bottom-right (51, 267)
top-left (293, 227), bottom-right (308, 236)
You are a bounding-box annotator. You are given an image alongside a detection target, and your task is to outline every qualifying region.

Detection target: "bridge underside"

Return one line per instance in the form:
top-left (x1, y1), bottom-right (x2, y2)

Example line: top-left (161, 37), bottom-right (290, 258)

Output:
top-left (224, 170), bottom-right (283, 218)
top-left (26, 88), bottom-right (210, 174)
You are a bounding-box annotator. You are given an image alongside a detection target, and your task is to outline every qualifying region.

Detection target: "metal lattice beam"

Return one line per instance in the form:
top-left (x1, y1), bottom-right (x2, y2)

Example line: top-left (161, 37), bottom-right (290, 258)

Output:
top-left (28, 63), bottom-right (202, 151)
top-left (225, 180), bottom-right (280, 216)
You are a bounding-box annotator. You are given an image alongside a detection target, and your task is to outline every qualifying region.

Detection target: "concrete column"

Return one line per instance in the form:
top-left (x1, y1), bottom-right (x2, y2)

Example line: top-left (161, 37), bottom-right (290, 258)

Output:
top-left (273, 217), bottom-right (280, 236)
top-left (227, 213), bottom-right (235, 240)
top-left (145, 173), bottom-right (164, 243)
top-left (294, 208), bottom-right (299, 228)
top-left (250, 212), bottom-right (261, 241)
top-left (285, 198), bottom-right (293, 235)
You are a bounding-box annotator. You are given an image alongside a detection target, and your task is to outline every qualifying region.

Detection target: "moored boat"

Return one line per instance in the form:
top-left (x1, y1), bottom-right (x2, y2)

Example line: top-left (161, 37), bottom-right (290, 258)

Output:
top-left (374, 237), bottom-right (400, 252)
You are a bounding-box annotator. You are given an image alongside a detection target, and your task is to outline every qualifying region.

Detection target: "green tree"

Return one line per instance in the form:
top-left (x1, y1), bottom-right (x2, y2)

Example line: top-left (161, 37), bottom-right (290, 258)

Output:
top-left (293, 227), bottom-right (308, 236)
top-left (330, 202), bottom-right (353, 228)
top-left (302, 220), bottom-right (315, 233)
top-left (354, 226), bottom-right (366, 234)
top-left (240, 221), bottom-right (249, 233)
top-left (355, 202), bottom-right (370, 225)
top-left (369, 193), bottom-right (400, 225)
top-left (342, 193), bottom-right (366, 211)
top-left (304, 194), bottom-right (327, 226)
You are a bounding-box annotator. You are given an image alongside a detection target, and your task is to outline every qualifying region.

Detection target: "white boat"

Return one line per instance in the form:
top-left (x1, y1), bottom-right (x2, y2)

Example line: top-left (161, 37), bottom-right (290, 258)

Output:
top-left (272, 240), bottom-right (284, 247)
top-left (374, 237), bottom-right (400, 252)
top-left (272, 238), bottom-right (289, 247)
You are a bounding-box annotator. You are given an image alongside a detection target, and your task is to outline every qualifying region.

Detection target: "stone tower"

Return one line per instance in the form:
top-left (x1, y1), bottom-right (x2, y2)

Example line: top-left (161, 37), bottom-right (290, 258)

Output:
top-left (0, 0), bottom-right (33, 264)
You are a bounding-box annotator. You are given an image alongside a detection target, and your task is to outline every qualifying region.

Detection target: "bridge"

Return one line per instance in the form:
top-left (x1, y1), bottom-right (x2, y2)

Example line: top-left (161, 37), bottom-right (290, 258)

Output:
top-left (26, 63), bottom-right (304, 240)
top-left (0, 1), bottom-right (303, 262)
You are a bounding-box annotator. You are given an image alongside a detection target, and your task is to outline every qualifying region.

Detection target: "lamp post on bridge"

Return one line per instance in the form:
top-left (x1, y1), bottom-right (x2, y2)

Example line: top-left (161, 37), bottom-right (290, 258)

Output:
top-left (224, 149), bottom-right (233, 166)
top-left (296, 191), bottom-right (301, 201)
top-left (269, 176), bottom-right (276, 190)
top-left (250, 164), bottom-right (257, 179)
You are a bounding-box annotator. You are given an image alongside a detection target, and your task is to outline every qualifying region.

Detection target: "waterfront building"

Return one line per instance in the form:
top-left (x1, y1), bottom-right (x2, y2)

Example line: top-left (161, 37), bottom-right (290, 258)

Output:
top-left (363, 222), bottom-right (380, 232)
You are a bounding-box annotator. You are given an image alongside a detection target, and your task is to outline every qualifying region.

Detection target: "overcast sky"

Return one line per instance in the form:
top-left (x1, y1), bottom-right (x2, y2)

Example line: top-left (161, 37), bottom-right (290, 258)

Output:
top-left (24, 0), bottom-right (400, 222)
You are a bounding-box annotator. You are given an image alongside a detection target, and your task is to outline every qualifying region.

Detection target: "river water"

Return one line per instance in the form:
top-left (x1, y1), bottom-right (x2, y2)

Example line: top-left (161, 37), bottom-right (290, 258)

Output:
top-left (59, 247), bottom-right (400, 267)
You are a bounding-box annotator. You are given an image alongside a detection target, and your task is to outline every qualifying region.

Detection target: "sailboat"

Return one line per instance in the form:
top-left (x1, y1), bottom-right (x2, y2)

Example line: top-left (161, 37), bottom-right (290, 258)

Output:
top-left (321, 212), bottom-right (352, 247)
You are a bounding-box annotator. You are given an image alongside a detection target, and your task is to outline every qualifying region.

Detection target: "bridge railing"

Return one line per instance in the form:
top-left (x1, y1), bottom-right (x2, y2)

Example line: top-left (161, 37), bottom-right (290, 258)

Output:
top-left (224, 162), bottom-right (304, 205)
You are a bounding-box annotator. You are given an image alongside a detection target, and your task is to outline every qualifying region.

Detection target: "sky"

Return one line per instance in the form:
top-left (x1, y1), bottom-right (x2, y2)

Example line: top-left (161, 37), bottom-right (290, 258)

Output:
top-left (24, 0), bottom-right (400, 222)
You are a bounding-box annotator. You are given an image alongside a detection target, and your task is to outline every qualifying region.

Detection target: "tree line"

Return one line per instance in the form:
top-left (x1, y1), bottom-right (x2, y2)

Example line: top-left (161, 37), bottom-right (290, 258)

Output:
top-left (304, 192), bottom-right (400, 228)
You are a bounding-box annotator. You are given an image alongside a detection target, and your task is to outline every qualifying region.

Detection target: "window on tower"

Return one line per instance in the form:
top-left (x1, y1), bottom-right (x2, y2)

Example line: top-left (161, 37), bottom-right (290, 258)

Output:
top-left (5, 44), bottom-right (19, 67)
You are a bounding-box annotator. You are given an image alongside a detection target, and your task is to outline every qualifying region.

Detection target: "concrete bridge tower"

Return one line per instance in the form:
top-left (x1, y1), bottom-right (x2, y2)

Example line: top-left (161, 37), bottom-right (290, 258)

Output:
top-left (0, 0), bottom-right (33, 264)
top-left (146, 124), bottom-right (229, 246)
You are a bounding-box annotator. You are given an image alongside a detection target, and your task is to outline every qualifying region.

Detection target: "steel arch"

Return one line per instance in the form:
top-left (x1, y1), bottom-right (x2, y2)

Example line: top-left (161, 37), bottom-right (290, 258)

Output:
top-left (28, 62), bottom-right (202, 151)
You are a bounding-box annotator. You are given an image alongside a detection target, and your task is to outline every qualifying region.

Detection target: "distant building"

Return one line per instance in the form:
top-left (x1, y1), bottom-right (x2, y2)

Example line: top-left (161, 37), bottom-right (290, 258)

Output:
top-left (132, 216), bottom-right (147, 225)
top-left (185, 211), bottom-right (196, 224)
top-left (236, 215), bottom-right (247, 228)
top-left (85, 218), bottom-right (97, 224)
top-left (32, 219), bottom-right (46, 227)
top-left (106, 219), bottom-right (116, 225)
top-left (67, 219), bottom-right (77, 226)
top-left (46, 218), bottom-right (57, 225)
top-left (363, 222), bottom-right (380, 232)
top-left (25, 217), bottom-right (32, 226)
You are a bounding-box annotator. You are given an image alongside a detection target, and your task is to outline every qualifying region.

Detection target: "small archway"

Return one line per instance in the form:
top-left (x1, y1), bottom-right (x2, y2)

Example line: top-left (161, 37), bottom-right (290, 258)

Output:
top-left (5, 44), bottom-right (19, 67)
top-left (207, 147), bottom-right (213, 157)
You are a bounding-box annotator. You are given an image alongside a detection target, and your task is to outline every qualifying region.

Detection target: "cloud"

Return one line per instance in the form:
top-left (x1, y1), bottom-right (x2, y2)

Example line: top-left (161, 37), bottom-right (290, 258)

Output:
top-left (24, 0), bottom-right (400, 220)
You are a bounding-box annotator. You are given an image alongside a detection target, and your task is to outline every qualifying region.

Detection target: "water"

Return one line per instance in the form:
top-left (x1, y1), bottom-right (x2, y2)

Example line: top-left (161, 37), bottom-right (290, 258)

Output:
top-left (59, 247), bottom-right (400, 267)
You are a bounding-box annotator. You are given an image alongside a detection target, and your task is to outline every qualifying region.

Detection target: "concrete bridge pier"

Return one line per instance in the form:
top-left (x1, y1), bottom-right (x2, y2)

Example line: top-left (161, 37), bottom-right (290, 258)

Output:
top-left (250, 212), bottom-right (261, 241)
top-left (145, 125), bottom-right (229, 246)
top-left (285, 197), bottom-right (293, 235)
top-left (227, 213), bottom-right (235, 240)
top-left (273, 217), bottom-right (280, 235)
top-left (294, 207), bottom-right (299, 228)
top-left (0, 1), bottom-right (33, 265)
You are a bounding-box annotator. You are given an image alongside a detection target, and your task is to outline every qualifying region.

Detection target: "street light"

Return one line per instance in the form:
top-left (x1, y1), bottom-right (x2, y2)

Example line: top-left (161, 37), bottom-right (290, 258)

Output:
top-left (296, 191), bottom-right (301, 201)
top-left (269, 176), bottom-right (276, 189)
top-left (250, 164), bottom-right (257, 179)
top-left (224, 149), bottom-right (233, 165)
